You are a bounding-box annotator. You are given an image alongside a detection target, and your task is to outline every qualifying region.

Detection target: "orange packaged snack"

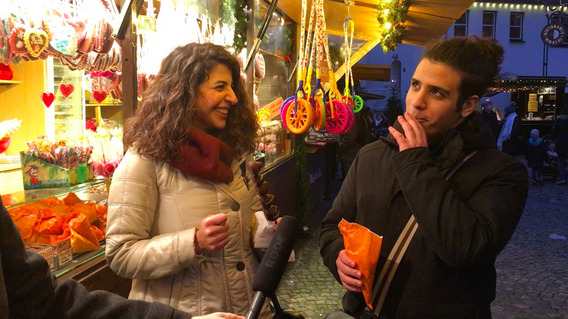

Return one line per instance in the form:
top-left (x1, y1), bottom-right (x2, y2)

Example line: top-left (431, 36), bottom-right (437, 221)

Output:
top-left (338, 219), bottom-right (383, 309)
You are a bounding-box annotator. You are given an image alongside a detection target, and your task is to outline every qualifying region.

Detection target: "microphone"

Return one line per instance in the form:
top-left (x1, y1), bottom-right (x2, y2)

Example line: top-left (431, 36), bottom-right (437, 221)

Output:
top-left (246, 216), bottom-right (300, 319)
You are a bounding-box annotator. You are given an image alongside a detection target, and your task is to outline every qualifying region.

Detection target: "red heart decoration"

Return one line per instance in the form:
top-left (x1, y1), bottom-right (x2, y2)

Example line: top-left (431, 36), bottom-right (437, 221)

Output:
top-left (59, 83), bottom-right (74, 98)
top-left (41, 92), bottom-right (55, 108)
top-left (93, 91), bottom-right (107, 103)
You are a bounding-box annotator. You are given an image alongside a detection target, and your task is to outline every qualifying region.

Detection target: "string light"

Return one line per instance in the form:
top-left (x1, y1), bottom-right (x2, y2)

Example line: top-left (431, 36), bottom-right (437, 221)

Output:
top-left (489, 78), bottom-right (567, 92)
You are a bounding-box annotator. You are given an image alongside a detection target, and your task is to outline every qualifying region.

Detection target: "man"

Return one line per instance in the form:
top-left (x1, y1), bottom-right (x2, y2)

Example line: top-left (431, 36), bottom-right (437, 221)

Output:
top-left (480, 100), bottom-right (500, 140)
top-left (338, 106), bottom-right (375, 180)
top-left (0, 200), bottom-right (243, 319)
top-left (320, 36), bottom-right (528, 318)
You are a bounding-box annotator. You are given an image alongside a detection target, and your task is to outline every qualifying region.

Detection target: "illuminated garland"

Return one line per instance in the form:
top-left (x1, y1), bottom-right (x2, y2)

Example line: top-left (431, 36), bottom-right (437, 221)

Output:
top-left (377, 0), bottom-right (411, 52)
top-left (489, 78), bottom-right (567, 92)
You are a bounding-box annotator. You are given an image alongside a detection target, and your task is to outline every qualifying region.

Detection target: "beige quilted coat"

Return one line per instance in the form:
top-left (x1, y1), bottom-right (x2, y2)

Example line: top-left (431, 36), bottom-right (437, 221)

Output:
top-left (105, 151), bottom-right (271, 317)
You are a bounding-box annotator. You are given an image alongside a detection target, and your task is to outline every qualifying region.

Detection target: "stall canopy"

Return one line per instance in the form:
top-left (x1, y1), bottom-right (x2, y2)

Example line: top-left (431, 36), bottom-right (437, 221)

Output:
top-left (276, 0), bottom-right (475, 77)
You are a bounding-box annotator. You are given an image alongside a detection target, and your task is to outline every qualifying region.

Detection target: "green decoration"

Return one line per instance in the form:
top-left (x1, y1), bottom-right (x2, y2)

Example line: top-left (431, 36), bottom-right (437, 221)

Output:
top-left (219, 0), bottom-right (236, 28)
top-left (283, 24), bottom-right (294, 68)
top-left (233, 0), bottom-right (248, 54)
top-left (377, 0), bottom-right (411, 52)
top-left (294, 133), bottom-right (309, 228)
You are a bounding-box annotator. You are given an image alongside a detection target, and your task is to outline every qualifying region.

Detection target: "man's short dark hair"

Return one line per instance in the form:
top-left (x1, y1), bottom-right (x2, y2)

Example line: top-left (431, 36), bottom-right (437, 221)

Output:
top-left (422, 36), bottom-right (504, 110)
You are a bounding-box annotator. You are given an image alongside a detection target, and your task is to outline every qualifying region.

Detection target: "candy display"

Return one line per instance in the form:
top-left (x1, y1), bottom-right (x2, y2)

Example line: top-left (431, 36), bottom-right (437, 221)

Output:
top-left (7, 192), bottom-right (107, 254)
top-left (25, 136), bottom-right (92, 170)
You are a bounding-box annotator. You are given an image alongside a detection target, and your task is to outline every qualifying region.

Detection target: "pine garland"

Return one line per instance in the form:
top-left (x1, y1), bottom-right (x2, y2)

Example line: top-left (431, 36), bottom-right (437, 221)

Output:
top-left (377, 0), bottom-right (411, 52)
top-left (233, 0), bottom-right (248, 54)
top-left (219, 0), bottom-right (237, 27)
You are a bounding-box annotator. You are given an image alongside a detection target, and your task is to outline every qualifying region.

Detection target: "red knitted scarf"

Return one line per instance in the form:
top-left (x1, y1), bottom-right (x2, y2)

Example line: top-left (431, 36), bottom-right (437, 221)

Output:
top-left (170, 127), bottom-right (234, 183)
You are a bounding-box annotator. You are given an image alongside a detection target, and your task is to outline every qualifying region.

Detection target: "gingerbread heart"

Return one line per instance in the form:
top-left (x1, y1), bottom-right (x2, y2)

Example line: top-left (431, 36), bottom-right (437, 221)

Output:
top-left (93, 90), bottom-right (107, 103)
top-left (67, 20), bottom-right (86, 43)
top-left (49, 24), bottom-right (77, 56)
top-left (59, 83), bottom-right (74, 98)
top-left (42, 92), bottom-right (55, 108)
top-left (9, 25), bottom-right (27, 55)
top-left (24, 28), bottom-right (49, 58)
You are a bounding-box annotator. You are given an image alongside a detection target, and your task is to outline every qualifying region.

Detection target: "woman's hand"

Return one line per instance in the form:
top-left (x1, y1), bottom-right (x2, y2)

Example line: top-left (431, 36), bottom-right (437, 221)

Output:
top-left (195, 213), bottom-right (230, 254)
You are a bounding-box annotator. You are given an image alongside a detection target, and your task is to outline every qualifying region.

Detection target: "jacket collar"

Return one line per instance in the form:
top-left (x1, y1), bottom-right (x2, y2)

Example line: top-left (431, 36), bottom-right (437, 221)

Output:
top-left (170, 127), bottom-right (234, 183)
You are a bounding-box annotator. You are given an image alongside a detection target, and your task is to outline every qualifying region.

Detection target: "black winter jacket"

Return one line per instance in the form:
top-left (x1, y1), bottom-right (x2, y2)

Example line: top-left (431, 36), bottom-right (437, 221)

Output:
top-left (0, 200), bottom-right (191, 319)
top-left (320, 113), bottom-right (528, 319)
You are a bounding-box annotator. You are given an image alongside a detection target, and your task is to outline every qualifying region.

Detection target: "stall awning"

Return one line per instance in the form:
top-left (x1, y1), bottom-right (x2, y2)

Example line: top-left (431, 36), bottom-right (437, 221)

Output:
top-left (276, 0), bottom-right (474, 78)
top-left (278, 0), bottom-right (473, 45)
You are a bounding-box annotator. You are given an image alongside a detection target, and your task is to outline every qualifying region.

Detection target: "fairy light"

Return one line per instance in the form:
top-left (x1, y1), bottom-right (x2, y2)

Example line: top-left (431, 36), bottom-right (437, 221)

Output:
top-left (376, 0), bottom-right (410, 52)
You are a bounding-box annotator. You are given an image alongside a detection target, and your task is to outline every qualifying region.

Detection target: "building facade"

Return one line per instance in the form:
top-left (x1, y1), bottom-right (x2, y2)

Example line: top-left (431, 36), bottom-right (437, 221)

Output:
top-left (359, 0), bottom-right (568, 125)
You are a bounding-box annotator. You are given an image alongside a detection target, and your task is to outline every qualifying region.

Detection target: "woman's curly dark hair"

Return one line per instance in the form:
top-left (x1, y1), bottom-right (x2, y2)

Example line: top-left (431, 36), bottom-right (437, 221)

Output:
top-left (123, 43), bottom-right (259, 163)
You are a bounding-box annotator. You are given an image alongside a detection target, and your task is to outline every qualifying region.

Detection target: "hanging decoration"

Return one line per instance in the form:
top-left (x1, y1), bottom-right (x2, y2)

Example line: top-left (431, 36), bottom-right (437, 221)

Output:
top-left (0, 0), bottom-right (121, 72)
top-left (377, 0), bottom-right (411, 52)
top-left (92, 91), bottom-right (107, 104)
top-left (41, 92), bottom-right (55, 108)
top-left (59, 83), bottom-right (74, 98)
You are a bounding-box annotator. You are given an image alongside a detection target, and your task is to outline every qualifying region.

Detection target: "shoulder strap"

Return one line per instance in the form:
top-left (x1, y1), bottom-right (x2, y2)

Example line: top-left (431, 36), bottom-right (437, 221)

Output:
top-left (368, 150), bottom-right (479, 316)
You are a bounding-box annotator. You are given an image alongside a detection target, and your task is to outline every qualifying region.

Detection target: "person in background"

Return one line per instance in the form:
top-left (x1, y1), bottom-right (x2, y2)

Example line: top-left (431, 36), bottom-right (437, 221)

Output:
top-left (497, 101), bottom-right (523, 156)
top-left (338, 106), bottom-right (375, 180)
top-left (105, 43), bottom-right (271, 318)
top-left (374, 112), bottom-right (390, 138)
top-left (551, 105), bottom-right (568, 185)
top-left (525, 129), bottom-right (546, 186)
top-left (320, 36), bottom-right (528, 318)
top-left (480, 100), bottom-right (500, 140)
top-left (0, 200), bottom-right (242, 319)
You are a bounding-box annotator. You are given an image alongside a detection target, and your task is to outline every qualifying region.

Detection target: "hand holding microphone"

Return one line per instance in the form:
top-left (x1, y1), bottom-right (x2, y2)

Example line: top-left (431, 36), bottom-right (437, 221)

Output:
top-left (195, 213), bottom-right (230, 254)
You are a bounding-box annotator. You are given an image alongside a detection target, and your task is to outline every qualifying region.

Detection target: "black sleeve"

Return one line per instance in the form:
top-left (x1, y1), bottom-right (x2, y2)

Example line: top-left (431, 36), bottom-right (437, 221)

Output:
top-left (1, 200), bottom-right (56, 319)
top-left (46, 279), bottom-right (191, 319)
top-left (1, 201), bottom-right (190, 319)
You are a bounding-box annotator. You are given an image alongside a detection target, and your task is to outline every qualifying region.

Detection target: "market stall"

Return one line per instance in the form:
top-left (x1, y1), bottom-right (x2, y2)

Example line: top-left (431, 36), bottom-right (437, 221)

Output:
top-left (1, 0), bottom-right (476, 296)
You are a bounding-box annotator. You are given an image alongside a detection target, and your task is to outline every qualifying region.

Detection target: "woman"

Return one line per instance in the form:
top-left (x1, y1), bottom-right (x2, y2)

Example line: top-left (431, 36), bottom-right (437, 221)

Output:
top-left (105, 43), bottom-right (270, 318)
top-left (497, 101), bottom-right (523, 155)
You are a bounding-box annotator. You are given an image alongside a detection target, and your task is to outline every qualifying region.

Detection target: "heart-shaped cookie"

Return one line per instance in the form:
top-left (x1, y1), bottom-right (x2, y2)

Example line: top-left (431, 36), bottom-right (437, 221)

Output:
top-left (59, 83), bottom-right (74, 98)
top-left (93, 90), bottom-right (107, 103)
top-left (9, 25), bottom-right (27, 55)
top-left (42, 92), bottom-right (55, 108)
top-left (24, 28), bottom-right (49, 58)
top-left (49, 24), bottom-right (77, 56)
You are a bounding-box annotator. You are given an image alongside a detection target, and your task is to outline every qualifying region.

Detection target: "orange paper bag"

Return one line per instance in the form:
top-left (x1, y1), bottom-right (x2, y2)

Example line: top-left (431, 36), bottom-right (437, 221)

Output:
top-left (338, 219), bottom-right (383, 309)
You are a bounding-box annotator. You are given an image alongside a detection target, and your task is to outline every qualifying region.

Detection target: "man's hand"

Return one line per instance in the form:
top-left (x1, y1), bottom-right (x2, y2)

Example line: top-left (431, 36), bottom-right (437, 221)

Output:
top-left (336, 250), bottom-right (362, 292)
top-left (195, 214), bottom-right (230, 254)
top-left (388, 113), bottom-right (428, 152)
top-left (194, 312), bottom-right (245, 319)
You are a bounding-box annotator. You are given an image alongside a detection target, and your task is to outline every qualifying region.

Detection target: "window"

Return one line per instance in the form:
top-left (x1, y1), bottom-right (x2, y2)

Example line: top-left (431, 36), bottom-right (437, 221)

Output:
top-left (454, 11), bottom-right (469, 37)
top-left (510, 12), bottom-right (524, 41)
top-left (482, 11), bottom-right (496, 38)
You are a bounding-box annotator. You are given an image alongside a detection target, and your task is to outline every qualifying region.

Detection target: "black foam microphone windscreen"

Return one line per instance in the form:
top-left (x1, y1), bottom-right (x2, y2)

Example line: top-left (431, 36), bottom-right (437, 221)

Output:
top-left (252, 215), bottom-right (300, 295)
